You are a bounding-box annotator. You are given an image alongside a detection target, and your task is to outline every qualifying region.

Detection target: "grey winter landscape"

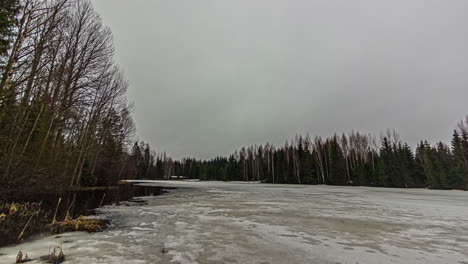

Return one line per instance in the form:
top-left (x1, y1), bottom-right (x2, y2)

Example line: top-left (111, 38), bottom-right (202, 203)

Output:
top-left (1, 0), bottom-right (468, 263)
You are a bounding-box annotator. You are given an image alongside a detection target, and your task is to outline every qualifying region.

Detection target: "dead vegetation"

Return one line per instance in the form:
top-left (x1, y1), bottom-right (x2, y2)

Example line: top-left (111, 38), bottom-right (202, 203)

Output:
top-left (15, 250), bottom-right (31, 263)
top-left (0, 201), bottom-right (50, 246)
top-left (45, 246), bottom-right (65, 264)
top-left (0, 199), bottom-right (107, 263)
top-left (0, 200), bottom-right (109, 247)
top-left (28, 245), bottom-right (66, 264)
top-left (48, 196), bottom-right (109, 233)
top-left (50, 215), bottom-right (109, 233)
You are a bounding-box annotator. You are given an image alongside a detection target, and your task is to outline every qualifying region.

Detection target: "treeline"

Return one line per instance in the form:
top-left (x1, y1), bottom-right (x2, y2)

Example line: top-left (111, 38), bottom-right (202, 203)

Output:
top-left (164, 118), bottom-right (468, 190)
top-left (0, 0), bottom-right (143, 190)
top-left (123, 141), bottom-right (207, 181)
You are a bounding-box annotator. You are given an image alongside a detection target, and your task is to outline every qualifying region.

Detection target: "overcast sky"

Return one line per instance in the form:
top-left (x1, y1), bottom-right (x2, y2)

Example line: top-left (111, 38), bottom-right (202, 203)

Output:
top-left (91, 0), bottom-right (468, 160)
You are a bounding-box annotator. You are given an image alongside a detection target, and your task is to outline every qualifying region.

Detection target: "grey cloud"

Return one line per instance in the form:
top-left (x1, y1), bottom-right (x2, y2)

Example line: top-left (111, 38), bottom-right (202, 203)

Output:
top-left (92, 0), bottom-right (468, 159)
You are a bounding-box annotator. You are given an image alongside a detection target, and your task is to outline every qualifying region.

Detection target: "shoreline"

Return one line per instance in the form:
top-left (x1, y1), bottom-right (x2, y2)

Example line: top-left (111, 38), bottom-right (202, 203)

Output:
top-left (0, 183), bottom-right (167, 248)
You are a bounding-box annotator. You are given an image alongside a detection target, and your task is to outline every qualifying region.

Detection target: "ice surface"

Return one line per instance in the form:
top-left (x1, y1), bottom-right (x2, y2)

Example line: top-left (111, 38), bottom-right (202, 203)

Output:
top-left (1, 181), bottom-right (468, 263)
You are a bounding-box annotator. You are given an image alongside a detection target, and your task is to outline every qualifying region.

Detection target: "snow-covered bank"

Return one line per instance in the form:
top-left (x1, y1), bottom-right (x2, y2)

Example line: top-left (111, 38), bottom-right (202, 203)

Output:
top-left (1, 181), bottom-right (467, 263)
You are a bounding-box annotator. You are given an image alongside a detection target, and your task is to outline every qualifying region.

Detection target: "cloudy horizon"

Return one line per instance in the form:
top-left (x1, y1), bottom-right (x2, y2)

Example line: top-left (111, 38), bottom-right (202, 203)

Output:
top-left (91, 0), bottom-right (468, 160)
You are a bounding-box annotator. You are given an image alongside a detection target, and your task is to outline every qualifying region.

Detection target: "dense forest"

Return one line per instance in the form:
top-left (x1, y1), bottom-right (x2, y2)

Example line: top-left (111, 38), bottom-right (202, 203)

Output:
top-left (133, 119), bottom-right (468, 191)
top-left (1, 1), bottom-right (467, 192)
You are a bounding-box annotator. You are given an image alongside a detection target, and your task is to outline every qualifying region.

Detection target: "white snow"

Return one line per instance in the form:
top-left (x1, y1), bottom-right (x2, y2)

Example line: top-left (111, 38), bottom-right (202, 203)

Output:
top-left (1, 181), bottom-right (468, 263)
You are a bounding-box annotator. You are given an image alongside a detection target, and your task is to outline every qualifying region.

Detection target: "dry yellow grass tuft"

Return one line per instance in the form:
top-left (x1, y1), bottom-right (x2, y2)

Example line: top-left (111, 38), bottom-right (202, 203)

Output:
top-left (50, 216), bottom-right (109, 233)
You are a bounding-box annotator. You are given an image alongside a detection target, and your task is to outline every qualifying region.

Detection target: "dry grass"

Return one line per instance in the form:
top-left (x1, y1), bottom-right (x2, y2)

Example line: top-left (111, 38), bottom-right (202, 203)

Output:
top-left (50, 215), bottom-right (109, 233)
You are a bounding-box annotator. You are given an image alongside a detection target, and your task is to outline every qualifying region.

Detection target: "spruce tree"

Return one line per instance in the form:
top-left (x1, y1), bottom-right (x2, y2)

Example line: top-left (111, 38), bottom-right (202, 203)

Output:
top-left (0, 0), bottom-right (18, 58)
top-left (377, 137), bottom-right (392, 186)
top-left (389, 143), bottom-right (405, 188)
top-left (396, 143), bottom-right (416, 188)
top-left (450, 130), bottom-right (468, 189)
top-left (328, 137), bottom-right (347, 185)
top-left (413, 141), bottom-right (428, 186)
top-left (354, 161), bottom-right (370, 186)
top-left (131, 142), bottom-right (142, 178)
top-left (422, 147), bottom-right (439, 189)
top-left (461, 129), bottom-right (468, 168)
top-left (301, 149), bottom-right (315, 184)
top-left (436, 142), bottom-right (451, 188)
top-left (422, 143), bottom-right (450, 189)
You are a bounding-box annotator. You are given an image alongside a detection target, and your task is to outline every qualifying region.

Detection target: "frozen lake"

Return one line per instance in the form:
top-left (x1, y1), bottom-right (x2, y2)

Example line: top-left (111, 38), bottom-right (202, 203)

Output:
top-left (1, 181), bottom-right (468, 264)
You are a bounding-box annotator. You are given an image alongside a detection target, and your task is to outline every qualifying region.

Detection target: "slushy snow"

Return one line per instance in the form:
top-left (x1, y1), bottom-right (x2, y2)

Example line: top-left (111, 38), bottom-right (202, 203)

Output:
top-left (1, 181), bottom-right (468, 263)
